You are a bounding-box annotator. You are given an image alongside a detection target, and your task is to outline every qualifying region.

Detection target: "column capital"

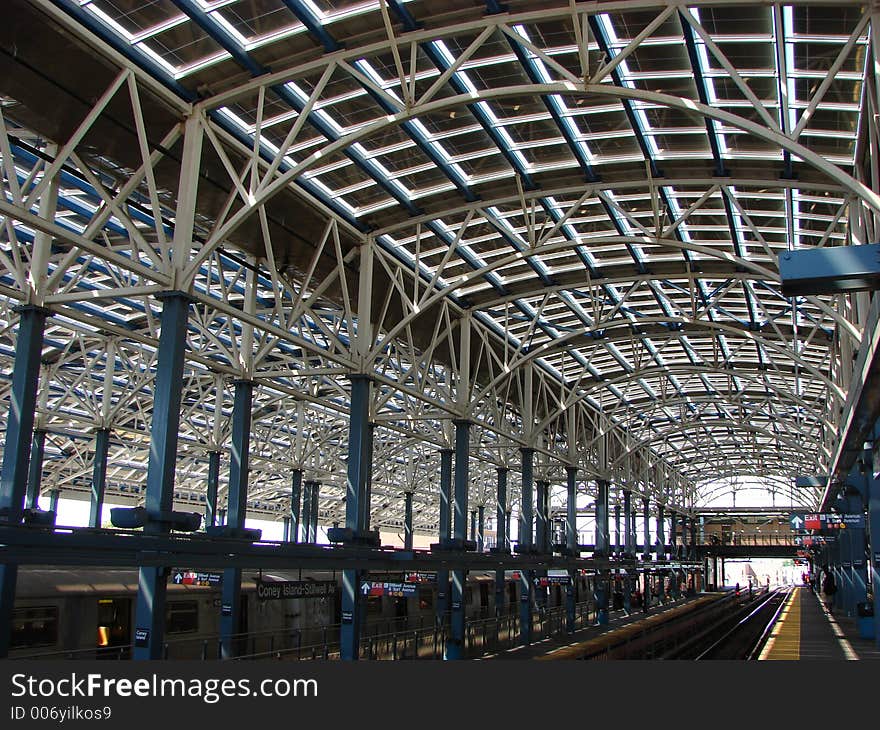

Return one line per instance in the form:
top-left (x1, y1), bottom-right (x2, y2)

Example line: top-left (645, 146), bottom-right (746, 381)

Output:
top-left (154, 290), bottom-right (194, 303)
top-left (11, 303), bottom-right (52, 316)
top-left (452, 418), bottom-right (471, 427)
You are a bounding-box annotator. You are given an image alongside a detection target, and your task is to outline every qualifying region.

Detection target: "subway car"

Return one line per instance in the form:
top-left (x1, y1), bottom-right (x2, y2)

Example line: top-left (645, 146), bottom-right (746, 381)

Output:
top-left (9, 566), bottom-right (594, 659)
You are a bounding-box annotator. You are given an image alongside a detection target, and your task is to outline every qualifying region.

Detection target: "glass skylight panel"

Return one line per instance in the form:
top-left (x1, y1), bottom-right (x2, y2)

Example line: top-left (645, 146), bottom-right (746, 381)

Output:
top-left (594, 15), bottom-right (661, 158)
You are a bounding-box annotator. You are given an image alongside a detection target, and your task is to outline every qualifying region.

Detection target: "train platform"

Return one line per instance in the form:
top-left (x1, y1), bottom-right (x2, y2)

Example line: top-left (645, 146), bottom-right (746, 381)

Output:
top-left (480, 596), bottom-right (696, 660)
top-left (758, 587), bottom-right (880, 661)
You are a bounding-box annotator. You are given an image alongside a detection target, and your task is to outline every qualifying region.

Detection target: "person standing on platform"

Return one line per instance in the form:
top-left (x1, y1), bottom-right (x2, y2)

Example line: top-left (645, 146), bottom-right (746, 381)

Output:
top-left (821, 567), bottom-right (837, 614)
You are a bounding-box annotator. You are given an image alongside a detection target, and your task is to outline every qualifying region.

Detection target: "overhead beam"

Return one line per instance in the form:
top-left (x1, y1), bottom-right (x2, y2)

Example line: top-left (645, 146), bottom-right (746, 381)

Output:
top-left (779, 244), bottom-right (880, 297)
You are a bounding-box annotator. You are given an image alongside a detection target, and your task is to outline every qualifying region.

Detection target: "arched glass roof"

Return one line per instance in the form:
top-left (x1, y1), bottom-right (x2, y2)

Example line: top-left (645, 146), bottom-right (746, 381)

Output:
top-left (1, 0), bottom-right (875, 528)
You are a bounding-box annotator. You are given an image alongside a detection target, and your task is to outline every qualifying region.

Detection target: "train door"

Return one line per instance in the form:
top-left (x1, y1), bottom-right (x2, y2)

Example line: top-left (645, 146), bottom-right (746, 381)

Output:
top-left (96, 598), bottom-right (131, 652)
top-left (393, 596), bottom-right (408, 624)
top-left (507, 582), bottom-right (517, 614)
top-left (479, 583), bottom-right (489, 616)
top-left (239, 593), bottom-right (249, 635)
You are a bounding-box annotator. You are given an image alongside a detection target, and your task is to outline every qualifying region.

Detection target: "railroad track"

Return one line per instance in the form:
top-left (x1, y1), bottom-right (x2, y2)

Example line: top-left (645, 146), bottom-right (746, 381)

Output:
top-left (662, 587), bottom-right (791, 660)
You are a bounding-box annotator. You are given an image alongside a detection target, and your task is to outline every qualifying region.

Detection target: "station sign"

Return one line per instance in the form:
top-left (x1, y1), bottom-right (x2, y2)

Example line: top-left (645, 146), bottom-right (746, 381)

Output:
top-left (804, 513), bottom-right (865, 531)
top-left (824, 513), bottom-right (864, 529)
top-left (172, 570), bottom-right (222, 586)
top-left (256, 580), bottom-right (337, 601)
top-left (360, 581), bottom-right (417, 598)
top-left (794, 536), bottom-right (831, 547)
top-left (404, 572), bottom-right (437, 583)
top-left (533, 575), bottom-right (571, 587)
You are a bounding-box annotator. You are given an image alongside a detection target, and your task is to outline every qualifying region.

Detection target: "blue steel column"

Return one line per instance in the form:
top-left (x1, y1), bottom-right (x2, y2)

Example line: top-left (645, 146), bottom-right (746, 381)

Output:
top-left (310, 481), bottom-right (320, 542)
top-left (536, 480), bottom-right (549, 552)
top-left (447, 419), bottom-right (470, 660)
top-left (535, 479), bottom-right (548, 609)
top-left (301, 480), bottom-right (313, 543)
top-left (205, 450), bottom-right (220, 529)
top-left (48, 488), bottom-right (60, 515)
top-left (132, 293), bottom-right (190, 660)
top-left (404, 491), bottom-right (414, 550)
top-left (595, 479), bottom-right (610, 624)
top-left (220, 379), bottom-right (253, 659)
top-left (847, 466), bottom-right (869, 617)
top-left (642, 498), bottom-right (652, 559)
top-left (477, 505), bottom-right (484, 552)
top-left (837, 471), bottom-right (866, 616)
top-left (670, 512), bottom-right (682, 599)
top-left (290, 469), bottom-right (302, 543)
top-left (341, 375), bottom-right (370, 660)
top-left (25, 429), bottom-right (47, 509)
top-left (437, 448), bottom-right (453, 629)
top-left (838, 511), bottom-right (855, 615)
top-left (283, 516), bottom-right (291, 541)
top-left (656, 504), bottom-right (666, 562)
top-left (656, 504), bottom-right (667, 602)
top-left (566, 465), bottom-right (578, 632)
top-left (88, 428), bottom-right (111, 528)
top-left (0, 305), bottom-right (49, 657)
top-left (519, 447), bottom-right (535, 645)
top-left (495, 467), bottom-right (508, 617)
top-left (623, 491), bottom-right (635, 557)
top-left (361, 423), bottom-right (375, 532)
top-left (470, 509), bottom-right (477, 542)
top-left (614, 504), bottom-right (621, 557)
top-left (868, 455), bottom-right (880, 647)
top-left (623, 490), bottom-right (634, 613)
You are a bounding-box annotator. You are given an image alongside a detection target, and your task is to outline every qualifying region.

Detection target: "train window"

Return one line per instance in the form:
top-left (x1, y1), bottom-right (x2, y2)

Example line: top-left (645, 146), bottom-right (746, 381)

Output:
top-left (464, 587), bottom-right (473, 605)
top-left (97, 598), bottom-right (131, 647)
top-left (366, 596), bottom-right (383, 615)
top-left (165, 601), bottom-right (198, 634)
top-left (11, 606), bottom-right (58, 649)
top-left (418, 588), bottom-right (433, 610)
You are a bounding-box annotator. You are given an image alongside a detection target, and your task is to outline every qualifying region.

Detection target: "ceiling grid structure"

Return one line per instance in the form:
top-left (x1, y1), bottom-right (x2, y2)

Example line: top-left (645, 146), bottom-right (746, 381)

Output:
top-left (0, 0), bottom-right (877, 533)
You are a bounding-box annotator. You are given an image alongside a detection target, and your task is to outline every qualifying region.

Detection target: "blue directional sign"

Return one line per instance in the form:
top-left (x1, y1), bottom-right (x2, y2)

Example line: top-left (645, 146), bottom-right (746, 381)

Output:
top-left (789, 513), bottom-right (806, 531)
top-left (360, 581), bottom-right (417, 597)
top-left (172, 570), bottom-right (222, 586)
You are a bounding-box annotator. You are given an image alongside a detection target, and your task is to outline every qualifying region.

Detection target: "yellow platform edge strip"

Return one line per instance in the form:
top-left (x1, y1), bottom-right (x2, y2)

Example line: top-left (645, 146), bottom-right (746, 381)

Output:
top-left (758, 587), bottom-right (800, 660)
